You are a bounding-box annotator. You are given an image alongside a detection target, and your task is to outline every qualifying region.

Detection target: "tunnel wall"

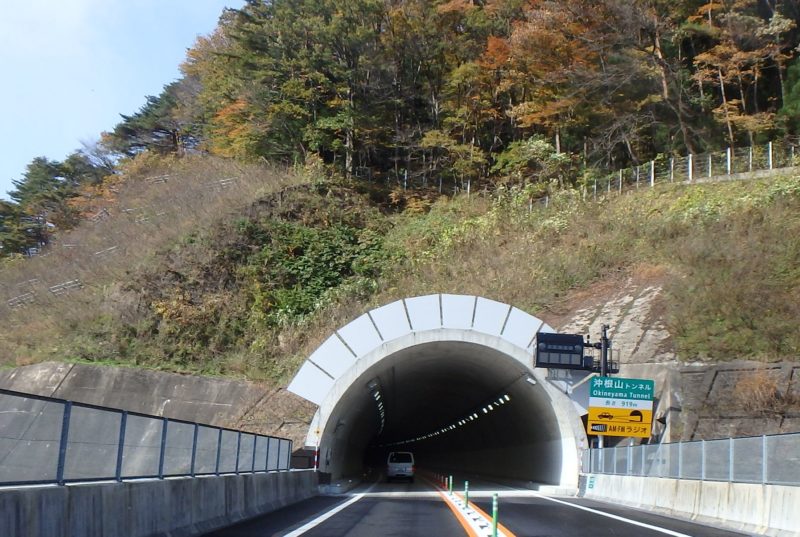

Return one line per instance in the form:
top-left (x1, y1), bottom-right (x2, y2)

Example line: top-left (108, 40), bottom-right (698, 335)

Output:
top-left (0, 471), bottom-right (317, 537)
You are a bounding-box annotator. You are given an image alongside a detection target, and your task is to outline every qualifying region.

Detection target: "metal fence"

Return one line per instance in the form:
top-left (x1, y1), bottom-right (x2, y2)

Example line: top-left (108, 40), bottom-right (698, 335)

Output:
top-left (581, 432), bottom-right (800, 486)
top-left (591, 140), bottom-right (799, 199)
top-left (0, 388), bottom-right (293, 486)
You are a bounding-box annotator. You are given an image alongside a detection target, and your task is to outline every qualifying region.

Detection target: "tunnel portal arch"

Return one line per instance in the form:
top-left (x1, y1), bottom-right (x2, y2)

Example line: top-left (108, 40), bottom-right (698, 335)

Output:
top-left (288, 294), bottom-right (588, 489)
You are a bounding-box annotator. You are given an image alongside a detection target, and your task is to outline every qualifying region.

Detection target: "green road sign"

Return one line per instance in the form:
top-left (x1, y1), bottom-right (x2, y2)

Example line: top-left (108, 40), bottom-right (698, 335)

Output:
top-left (589, 376), bottom-right (654, 400)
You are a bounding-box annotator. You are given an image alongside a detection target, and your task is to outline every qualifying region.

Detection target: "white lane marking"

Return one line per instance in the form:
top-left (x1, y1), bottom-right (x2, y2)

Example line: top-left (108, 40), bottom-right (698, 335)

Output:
top-left (282, 480), bottom-right (379, 536)
top-left (281, 494), bottom-right (364, 536)
top-left (529, 493), bottom-right (693, 537)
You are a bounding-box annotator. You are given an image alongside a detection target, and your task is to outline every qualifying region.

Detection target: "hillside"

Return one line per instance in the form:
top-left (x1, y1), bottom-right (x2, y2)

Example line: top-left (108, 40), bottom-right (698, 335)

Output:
top-left (3, 156), bottom-right (800, 383)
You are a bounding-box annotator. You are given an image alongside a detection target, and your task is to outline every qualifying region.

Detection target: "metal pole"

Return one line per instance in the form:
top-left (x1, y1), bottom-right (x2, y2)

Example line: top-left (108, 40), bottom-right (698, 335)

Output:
top-left (670, 157), bottom-right (674, 182)
top-left (726, 147), bottom-right (732, 175)
top-left (56, 401), bottom-right (72, 486)
top-left (701, 440), bottom-right (706, 481)
top-left (598, 325), bottom-right (610, 450)
top-left (464, 480), bottom-right (469, 506)
top-left (729, 437), bottom-right (734, 482)
top-left (190, 423), bottom-right (199, 477)
top-left (266, 437), bottom-right (272, 472)
top-left (158, 418), bottom-right (168, 479)
top-left (215, 429), bottom-right (222, 476)
top-left (492, 493), bottom-right (499, 537)
top-left (618, 169), bottom-right (623, 193)
top-left (650, 160), bottom-right (655, 187)
top-left (762, 435), bottom-right (767, 484)
top-left (115, 411), bottom-right (127, 482)
top-left (251, 434), bottom-right (257, 473)
top-left (449, 475), bottom-right (453, 494)
top-left (707, 153), bottom-right (712, 178)
top-left (749, 146), bottom-right (753, 172)
top-left (235, 431), bottom-right (242, 474)
top-left (768, 142), bottom-right (773, 170)
top-left (688, 154), bottom-right (693, 182)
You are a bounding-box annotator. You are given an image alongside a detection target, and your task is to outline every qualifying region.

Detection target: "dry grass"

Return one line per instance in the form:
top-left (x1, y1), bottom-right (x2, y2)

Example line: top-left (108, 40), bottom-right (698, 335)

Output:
top-left (734, 369), bottom-right (794, 414)
top-left (0, 154), bottom-right (305, 367)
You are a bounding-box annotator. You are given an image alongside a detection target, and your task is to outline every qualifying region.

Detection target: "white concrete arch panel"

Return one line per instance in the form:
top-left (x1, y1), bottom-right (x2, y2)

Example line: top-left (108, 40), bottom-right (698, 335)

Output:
top-left (288, 294), bottom-right (554, 410)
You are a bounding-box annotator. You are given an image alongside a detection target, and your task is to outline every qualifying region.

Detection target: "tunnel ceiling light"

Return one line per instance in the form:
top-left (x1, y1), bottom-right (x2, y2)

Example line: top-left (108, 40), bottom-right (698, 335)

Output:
top-left (378, 385), bottom-right (518, 447)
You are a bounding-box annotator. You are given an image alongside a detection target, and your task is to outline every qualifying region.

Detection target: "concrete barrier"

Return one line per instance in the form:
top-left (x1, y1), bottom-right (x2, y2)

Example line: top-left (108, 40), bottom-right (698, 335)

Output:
top-left (0, 470), bottom-right (317, 537)
top-left (583, 474), bottom-right (800, 536)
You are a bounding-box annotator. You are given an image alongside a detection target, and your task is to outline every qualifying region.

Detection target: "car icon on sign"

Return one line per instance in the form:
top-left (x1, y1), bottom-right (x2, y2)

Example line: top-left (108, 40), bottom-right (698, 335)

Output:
top-left (597, 412), bottom-right (614, 420)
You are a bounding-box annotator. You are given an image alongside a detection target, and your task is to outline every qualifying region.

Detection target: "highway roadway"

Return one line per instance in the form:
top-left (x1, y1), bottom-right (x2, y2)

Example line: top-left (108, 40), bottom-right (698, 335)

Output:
top-left (202, 473), bottom-right (748, 537)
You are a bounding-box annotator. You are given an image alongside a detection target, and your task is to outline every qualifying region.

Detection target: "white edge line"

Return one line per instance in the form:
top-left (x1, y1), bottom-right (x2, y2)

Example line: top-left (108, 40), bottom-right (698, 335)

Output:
top-left (282, 494), bottom-right (365, 536)
top-left (530, 492), bottom-right (693, 537)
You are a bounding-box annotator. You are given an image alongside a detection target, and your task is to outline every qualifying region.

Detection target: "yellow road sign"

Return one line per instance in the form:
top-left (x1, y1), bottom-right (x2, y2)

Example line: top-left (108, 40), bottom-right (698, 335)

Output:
top-left (588, 407), bottom-right (652, 424)
top-left (587, 407), bottom-right (652, 438)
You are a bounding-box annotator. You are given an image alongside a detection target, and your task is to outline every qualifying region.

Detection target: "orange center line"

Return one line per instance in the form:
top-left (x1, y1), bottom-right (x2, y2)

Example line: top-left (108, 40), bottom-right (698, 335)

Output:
top-left (421, 474), bottom-right (516, 537)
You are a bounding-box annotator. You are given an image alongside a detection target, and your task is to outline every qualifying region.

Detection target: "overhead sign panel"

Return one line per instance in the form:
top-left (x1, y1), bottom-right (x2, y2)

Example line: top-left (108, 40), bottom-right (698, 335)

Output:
top-left (587, 376), bottom-right (654, 438)
top-left (535, 332), bottom-right (588, 370)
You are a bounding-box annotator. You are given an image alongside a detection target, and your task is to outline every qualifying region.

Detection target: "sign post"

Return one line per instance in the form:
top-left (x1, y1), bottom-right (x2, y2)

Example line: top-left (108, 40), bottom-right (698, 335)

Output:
top-left (587, 377), bottom-right (654, 438)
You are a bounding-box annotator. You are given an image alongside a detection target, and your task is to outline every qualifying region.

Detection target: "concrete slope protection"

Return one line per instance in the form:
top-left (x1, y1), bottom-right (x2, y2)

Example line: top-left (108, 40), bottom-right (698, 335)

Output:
top-left (288, 294), bottom-right (588, 489)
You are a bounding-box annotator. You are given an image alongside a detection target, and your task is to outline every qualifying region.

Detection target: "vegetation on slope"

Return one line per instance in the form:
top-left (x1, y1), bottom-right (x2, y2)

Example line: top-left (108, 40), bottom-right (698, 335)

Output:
top-left (3, 153), bottom-right (800, 379)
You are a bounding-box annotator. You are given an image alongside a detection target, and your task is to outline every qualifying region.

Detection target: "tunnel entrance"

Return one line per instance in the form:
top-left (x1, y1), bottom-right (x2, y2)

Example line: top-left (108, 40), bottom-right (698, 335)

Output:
top-left (288, 295), bottom-right (587, 489)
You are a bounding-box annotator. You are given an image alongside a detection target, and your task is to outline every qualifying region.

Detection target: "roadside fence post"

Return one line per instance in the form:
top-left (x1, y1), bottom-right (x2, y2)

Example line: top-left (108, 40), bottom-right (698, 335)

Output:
top-left (762, 435), bottom-right (767, 484)
top-left (729, 438), bottom-right (734, 482)
top-left (465, 480), bottom-right (469, 506)
top-left (492, 493), bottom-right (499, 537)
top-left (726, 147), bottom-right (732, 175)
top-left (190, 423), bottom-right (199, 477)
top-left (158, 418), bottom-right (168, 479)
top-left (749, 146), bottom-right (753, 172)
top-left (215, 429), bottom-right (222, 476)
top-left (701, 440), bottom-right (706, 481)
top-left (688, 154), bottom-right (693, 182)
top-left (650, 160), bottom-right (655, 187)
top-left (670, 157), bottom-right (675, 182)
top-left (115, 411), bottom-right (127, 482)
top-left (768, 142), bottom-right (773, 169)
top-left (251, 434), bottom-right (257, 473)
top-left (707, 153), bottom-right (712, 178)
top-left (618, 170), bottom-right (623, 194)
top-left (449, 475), bottom-right (453, 494)
top-left (56, 401), bottom-right (72, 486)
top-left (235, 431), bottom-right (242, 474)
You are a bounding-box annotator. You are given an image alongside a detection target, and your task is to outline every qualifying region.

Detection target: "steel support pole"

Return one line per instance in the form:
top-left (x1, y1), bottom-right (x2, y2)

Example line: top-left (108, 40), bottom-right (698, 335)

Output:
top-left (115, 411), bottom-right (127, 482)
top-left (56, 401), bottom-right (72, 486)
top-left (158, 418), bottom-right (168, 479)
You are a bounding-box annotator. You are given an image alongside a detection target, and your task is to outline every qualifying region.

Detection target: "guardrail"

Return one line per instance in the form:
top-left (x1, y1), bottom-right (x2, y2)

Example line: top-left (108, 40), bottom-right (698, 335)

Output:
top-left (591, 140), bottom-right (799, 198)
top-left (0, 388), bottom-right (292, 486)
top-left (581, 431), bottom-right (800, 486)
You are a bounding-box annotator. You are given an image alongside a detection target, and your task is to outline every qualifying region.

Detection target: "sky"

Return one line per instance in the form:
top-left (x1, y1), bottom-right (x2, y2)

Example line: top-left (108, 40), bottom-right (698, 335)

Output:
top-left (0, 0), bottom-right (244, 200)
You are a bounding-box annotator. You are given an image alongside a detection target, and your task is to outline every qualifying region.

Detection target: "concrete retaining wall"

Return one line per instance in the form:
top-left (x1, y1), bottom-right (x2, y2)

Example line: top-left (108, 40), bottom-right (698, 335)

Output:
top-left (583, 474), bottom-right (800, 536)
top-left (0, 470), bottom-right (317, 537)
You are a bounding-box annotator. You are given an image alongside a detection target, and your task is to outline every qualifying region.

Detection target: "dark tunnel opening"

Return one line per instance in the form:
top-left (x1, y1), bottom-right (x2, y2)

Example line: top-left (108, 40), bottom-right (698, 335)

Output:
top-left (318, 341), bottom-right (575, 486)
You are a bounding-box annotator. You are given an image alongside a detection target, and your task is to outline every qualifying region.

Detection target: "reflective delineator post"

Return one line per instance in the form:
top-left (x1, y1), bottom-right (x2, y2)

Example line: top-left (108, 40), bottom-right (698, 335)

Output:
top-left (492, 493), bottom-right (498, 537)
top-left (464, 480), bottom-right (469, 506)
top-left (449, 475), bottom-right (453, 494)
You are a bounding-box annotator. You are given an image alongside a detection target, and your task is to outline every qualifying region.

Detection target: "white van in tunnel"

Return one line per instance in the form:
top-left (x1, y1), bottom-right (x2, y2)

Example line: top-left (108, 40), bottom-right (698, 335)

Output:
top-left (387, 451), bottom-right (415, 482)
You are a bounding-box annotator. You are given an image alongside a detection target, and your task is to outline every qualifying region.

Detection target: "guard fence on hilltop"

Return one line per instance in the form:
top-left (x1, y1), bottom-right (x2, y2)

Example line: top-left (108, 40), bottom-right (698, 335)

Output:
top-left (592, 140), bottom-right (799, 199)
top-left (0, 388), bottom-right (292, 487)
top-left (581, 431), bottom-right (800, 486)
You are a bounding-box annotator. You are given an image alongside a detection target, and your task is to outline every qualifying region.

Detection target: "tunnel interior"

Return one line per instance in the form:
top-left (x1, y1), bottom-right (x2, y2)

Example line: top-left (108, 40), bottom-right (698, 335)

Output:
top-left (318, 341), bottom-right (569, 485)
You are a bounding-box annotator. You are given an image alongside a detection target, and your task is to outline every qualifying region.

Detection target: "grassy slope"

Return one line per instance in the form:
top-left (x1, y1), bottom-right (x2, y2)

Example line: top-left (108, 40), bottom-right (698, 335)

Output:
top-left (3, 159), bottom-right (800, 382)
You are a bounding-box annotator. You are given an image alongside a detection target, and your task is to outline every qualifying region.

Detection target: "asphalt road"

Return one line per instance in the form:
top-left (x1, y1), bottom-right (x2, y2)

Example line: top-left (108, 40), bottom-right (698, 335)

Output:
top-left (202, 474), bottom-right (750, 537)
